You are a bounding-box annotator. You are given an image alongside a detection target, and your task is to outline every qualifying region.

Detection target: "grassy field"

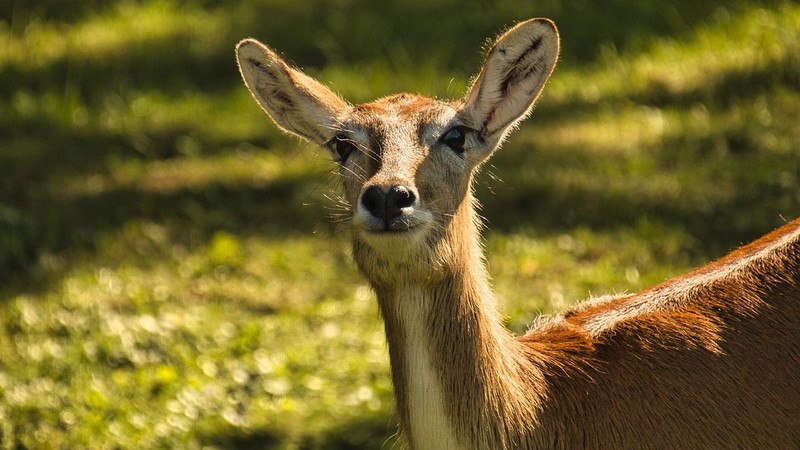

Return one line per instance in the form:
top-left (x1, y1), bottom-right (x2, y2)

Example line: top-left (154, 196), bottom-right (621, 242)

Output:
top-left (1, 0), bottom-right (799, 448)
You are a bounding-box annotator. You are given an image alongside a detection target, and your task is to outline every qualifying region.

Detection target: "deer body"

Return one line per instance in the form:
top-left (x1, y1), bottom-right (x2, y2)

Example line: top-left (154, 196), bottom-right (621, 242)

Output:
top-left (236, 19), bottom-right (800, 449)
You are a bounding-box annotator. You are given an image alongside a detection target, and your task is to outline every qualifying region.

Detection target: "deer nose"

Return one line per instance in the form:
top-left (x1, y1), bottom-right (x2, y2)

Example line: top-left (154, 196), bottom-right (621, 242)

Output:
top-left (360, 185), bottom-right (417, 225)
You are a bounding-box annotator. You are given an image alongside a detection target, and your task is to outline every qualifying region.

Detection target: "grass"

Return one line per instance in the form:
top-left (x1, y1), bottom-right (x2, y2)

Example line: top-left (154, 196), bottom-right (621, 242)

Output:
top-left (1, 0), bottom-right (799, 448)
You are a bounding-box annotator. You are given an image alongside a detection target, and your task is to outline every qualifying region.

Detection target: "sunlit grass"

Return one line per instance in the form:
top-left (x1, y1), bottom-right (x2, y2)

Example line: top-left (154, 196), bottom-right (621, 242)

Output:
top-left (0, 1), bottom-right (227, 69)
top-left (1, 225), bottom-right (392, 448)
top-left (489, 222), bottom-right (697, 332)
top-left (95, 90), bottom-right (267, 141)
top-left (53, 144), bottom-right (328, 198)
top-left (544, 3), bottom-right (800, 106)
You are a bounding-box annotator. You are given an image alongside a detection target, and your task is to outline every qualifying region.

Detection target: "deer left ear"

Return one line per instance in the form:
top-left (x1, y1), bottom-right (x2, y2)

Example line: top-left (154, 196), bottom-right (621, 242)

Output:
top-left (462, 18), bottom-right (559, 145)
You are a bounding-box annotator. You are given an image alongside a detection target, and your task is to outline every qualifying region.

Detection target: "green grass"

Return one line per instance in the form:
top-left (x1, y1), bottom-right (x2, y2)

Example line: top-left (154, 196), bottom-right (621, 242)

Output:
top-left (1, 0), bottom-right (799, 448)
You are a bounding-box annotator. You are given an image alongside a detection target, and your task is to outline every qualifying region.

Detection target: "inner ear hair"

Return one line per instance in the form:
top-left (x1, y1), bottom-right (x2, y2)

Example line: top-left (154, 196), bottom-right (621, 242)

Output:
top-left (236, 39), bottom-right (349, 146)
top-left (463, 18), bottom-right (560, 140)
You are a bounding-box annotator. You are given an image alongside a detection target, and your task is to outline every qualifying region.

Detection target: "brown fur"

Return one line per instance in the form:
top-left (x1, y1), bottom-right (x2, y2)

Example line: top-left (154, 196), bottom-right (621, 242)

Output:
top-left (527, 219), bottom-right (800, 448)
top-left (236, 18), bottom-right (800, 449)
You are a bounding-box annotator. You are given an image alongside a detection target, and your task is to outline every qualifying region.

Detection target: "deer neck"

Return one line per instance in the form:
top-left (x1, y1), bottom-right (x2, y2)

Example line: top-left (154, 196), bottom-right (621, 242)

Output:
top-left (365, 196), bottom-right (541, 449)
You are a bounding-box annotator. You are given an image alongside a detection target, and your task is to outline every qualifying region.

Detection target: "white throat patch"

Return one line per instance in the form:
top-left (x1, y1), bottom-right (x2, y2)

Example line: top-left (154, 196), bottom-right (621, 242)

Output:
top-left (395, 285), bottom-right (462, 450)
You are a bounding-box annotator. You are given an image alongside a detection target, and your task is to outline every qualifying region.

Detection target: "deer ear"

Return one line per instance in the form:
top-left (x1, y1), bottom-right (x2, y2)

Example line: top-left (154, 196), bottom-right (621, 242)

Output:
top-left (236, 39), bottom-right (349, 145)
top-left (462, 19), bottom-right (559, 143)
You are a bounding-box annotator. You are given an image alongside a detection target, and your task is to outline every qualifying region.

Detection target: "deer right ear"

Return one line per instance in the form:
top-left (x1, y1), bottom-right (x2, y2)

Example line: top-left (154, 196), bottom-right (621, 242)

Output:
top-left (236, 39), bottom-right (350, 146)
top-left (462, 19), bottom-right (559, 146)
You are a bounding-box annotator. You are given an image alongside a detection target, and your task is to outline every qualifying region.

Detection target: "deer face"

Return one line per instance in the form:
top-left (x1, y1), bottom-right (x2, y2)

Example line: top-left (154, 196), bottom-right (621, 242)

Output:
top-left (331, 94), bottom-right (486, 263)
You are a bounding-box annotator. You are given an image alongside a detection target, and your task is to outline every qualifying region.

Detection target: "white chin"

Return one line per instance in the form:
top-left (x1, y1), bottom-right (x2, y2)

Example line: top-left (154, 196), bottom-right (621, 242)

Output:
top-left (356, 225), bottom-right (429, 254)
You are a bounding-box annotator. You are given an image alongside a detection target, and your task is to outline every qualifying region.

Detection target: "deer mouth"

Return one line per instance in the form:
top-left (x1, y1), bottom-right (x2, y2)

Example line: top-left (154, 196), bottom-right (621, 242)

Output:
top-left (355, 211), bottom-right (433, 235)
top-left (353, 213), bottom-right (434, 257)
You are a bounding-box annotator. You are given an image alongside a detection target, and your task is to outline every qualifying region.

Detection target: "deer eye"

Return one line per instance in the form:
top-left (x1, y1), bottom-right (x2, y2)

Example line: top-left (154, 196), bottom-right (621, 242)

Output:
top-left (330, 135), bottom-right (357, 162)
top-left (440, 126), bottom-right (470, 153)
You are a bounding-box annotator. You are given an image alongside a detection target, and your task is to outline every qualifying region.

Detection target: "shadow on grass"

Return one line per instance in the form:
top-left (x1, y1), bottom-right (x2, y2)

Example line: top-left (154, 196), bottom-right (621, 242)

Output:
top-left (198, 426), bottom-right (285, 450)
top-left (0, 175), bottom-right (334, 286)
top-left (2, 0), bottom-right (118, 26)
top-left (0, 33), bottom-right (242, 102)
top-left (537, 47), bottom-right (800, 121)
top-left (0, 113), bottom-right (267, 185)
top-left (477, 163), bottom-right (797, 261)
top-left (314, 415), bottom-right (399, 450)
top-left (197, 414), bottom-right (396, 450)
top-left (0, 109), bottom-right (323, 287)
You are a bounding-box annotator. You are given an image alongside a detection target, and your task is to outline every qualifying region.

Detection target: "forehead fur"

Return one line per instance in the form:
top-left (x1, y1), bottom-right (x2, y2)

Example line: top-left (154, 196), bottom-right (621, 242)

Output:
top-left (349, 93), bottom-right (458, 128)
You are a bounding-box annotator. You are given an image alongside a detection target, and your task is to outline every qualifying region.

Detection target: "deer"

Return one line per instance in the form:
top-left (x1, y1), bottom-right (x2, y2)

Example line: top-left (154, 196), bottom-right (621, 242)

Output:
top-left (236, 18), bottom-right (800, 449)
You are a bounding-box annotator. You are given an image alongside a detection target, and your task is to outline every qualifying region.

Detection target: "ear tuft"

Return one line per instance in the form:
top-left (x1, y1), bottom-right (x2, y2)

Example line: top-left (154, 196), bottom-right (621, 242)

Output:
top-left (236, 39), bottom-right (349, 145)
top-left (463, 19), bottom-right (559, 143)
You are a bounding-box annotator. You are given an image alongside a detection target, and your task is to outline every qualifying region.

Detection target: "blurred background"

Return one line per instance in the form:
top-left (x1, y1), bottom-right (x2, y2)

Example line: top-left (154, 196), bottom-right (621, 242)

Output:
top-left (1, 0), bottom-right (798, 448)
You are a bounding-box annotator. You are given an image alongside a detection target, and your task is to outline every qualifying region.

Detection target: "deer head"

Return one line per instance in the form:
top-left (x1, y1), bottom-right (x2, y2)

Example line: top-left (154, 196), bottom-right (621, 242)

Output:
top-left (236, 19), bottom-right (559, 288)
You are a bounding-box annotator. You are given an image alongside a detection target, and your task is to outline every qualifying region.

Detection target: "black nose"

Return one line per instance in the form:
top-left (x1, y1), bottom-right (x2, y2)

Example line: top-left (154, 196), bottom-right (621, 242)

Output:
top-left (361, 185), bottom-right (416, 224)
